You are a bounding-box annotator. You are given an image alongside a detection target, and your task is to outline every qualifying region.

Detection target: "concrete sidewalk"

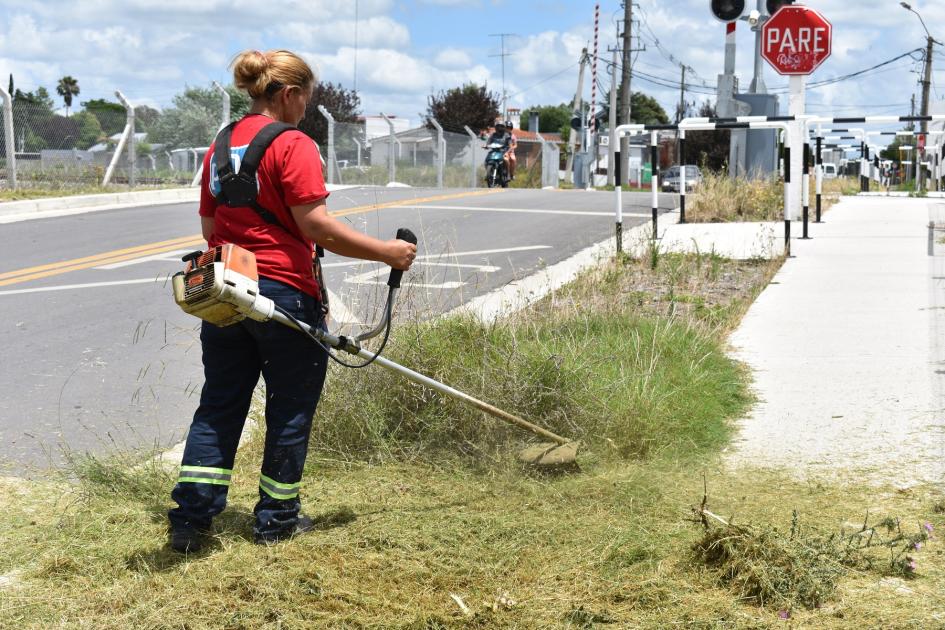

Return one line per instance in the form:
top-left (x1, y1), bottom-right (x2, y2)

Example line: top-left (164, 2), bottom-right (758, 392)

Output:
top-left (727, 196), bottom-right (945, 485)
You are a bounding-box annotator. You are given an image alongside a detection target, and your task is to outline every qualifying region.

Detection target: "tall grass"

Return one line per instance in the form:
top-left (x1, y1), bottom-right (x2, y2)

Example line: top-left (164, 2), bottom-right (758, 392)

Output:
top-left (311, 252), bottom-right (769, 465)
top-left (686, 171), bottom-right (783, 222)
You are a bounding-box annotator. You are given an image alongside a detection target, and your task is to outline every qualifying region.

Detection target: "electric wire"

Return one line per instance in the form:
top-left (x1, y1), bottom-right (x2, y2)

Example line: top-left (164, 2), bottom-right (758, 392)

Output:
top-left (506, 61), bottom-right (581, 100)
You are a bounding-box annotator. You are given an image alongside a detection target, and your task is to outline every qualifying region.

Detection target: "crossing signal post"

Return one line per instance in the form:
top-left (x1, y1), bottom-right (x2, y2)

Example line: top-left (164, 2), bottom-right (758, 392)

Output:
top-left (711, 0), bottom-right (745, 22)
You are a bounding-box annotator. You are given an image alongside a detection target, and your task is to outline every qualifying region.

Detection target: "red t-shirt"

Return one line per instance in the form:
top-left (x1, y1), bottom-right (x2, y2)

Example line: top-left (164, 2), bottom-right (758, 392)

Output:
top-left (199, 114), bottom-right (329, 299)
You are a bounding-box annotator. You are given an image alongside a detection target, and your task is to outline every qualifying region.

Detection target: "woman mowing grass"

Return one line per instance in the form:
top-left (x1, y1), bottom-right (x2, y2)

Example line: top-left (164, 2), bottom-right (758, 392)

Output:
top-left (167, 49), bottom-right (416, 552)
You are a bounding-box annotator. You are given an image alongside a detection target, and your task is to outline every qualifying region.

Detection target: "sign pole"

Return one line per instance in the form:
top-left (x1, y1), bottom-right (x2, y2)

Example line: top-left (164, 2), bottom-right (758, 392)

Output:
top-left (788, 75), bottom-right (805, 221)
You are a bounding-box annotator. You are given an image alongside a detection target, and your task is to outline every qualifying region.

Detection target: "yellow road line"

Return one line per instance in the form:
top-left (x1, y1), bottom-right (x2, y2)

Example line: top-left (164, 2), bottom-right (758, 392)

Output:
top-left (0, 234), bottom-right (205, 282)
top-left (0, 189), bottom-right (503, 287)
top-left (0, 238), bottom-right (206, 287)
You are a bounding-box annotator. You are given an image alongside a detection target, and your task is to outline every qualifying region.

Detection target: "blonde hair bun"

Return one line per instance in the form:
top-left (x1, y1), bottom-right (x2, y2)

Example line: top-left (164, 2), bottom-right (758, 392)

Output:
top-left (231, 49), bottom-right (315, 100)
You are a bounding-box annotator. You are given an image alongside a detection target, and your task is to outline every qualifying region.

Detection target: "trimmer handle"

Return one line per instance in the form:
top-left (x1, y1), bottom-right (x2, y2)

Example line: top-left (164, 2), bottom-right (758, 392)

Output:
top-left (387, 228), bottom-right (418, 289)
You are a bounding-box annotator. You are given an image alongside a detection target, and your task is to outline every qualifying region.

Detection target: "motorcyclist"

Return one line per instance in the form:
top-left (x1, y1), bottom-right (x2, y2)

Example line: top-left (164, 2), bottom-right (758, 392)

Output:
top-left (485, 121), bottom-right (513, 181)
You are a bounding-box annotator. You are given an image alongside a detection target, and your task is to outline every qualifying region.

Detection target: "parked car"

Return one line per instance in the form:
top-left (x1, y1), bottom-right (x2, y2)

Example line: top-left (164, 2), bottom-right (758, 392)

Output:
top-left (660, 165), bottom-right (703, 192)
top-left (822, 162), bottom-right (838, 179)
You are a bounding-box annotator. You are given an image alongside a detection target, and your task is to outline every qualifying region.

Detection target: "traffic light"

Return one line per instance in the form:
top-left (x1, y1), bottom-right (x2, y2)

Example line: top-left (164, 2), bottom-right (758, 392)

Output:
top-left (711, 0), bottom-right (745, 21)
top-left (765, 0), bottom-right (795, 15)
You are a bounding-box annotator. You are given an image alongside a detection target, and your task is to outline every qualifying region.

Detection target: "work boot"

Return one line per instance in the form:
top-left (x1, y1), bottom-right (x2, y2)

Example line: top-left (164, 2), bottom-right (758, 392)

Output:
top-left (253, 515), bottom-right (316, 545)
top-left (170, 527), bottom-right (205, 553)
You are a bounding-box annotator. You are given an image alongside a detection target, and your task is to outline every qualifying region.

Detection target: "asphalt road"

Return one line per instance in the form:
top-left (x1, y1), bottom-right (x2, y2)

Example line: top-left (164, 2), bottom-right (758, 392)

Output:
top-left (0, 186), bottom-right (676, 473)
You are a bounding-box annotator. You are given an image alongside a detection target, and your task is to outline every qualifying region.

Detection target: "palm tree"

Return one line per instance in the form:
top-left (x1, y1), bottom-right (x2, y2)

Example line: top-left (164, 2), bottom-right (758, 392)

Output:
top-left (56, 76), bottom-right (80, 117)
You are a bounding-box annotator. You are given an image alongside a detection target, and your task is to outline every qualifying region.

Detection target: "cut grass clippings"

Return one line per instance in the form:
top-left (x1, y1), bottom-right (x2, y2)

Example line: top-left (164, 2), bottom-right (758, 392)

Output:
top-left (4, 250), bottom-right (945, 627)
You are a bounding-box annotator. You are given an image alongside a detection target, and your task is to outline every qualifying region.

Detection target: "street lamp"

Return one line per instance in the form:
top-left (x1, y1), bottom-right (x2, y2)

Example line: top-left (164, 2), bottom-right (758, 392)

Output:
top-left (900, 2), bottom-right (940, 43)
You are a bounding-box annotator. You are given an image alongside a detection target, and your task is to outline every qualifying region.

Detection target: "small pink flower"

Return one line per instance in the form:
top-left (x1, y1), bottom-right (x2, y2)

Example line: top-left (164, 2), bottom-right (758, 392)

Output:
top-left (778, 610), bottom-right (790, 620)
top-left (924, 522), bottom-right (934, 534)
top-left (914, 541), bottom-right (923, 551)
top-left (908, 559), bottom-right (917, 571)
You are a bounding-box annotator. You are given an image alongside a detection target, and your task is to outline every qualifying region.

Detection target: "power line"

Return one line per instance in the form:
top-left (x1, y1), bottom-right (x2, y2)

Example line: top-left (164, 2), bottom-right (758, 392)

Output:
top-left (506, 61), bottom-right (581, 100)
top-left (634, 2), bottom-right (711, 87)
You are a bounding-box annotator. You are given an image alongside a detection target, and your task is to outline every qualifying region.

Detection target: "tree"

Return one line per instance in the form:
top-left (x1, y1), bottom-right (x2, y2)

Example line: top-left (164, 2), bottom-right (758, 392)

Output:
top-left (629, 92), bottom-right (669, 125)
top-left (596, 90), bottom-right (670, 127)
top-left (684, 101), bottom-right (729, 172)
top-left (134, 105), bottom-right (160, 132)
top-left (72, 111), bottom-right (104, 149)
top-left (425, 83), bottom-right (500, 135)
top-left (147, 85), bottom-right (252, 149)
top-left (81, 99), bottom-right (127, 136)
top-left (35, 115), bottom-right (80, 150)
top-left (298, 82), bottom-right (361, 147)
top-left (56, 76), bottom-right (80, 117)
top-left (520, 103), bottom-right (572, 136)
top-left (11, 88), bottom-right (56, 152)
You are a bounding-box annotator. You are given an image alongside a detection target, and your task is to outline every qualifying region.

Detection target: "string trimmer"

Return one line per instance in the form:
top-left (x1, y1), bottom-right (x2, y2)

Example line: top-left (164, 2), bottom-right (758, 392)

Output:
top-left (171, 228), bottom-right (578, 467)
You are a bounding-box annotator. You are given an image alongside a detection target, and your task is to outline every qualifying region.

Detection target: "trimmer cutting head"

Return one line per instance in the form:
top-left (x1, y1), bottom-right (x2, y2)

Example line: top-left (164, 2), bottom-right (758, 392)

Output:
top-left (518, 441), bottom-right (580, 467)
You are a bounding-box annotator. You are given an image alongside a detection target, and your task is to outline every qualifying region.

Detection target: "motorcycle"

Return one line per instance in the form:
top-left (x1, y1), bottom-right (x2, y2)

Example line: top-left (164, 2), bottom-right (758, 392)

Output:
top-left (484, 141), bottom-right (510, 188)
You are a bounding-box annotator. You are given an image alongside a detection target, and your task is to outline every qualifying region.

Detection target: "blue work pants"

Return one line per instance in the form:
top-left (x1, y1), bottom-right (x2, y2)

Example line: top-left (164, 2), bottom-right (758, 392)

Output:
top-left (168, 277), bottom-right (328, 539)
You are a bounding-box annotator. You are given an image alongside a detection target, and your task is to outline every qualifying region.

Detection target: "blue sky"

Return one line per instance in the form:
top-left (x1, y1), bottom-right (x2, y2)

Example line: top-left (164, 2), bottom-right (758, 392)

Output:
top-left (1, 0), bottom-right (944, 127)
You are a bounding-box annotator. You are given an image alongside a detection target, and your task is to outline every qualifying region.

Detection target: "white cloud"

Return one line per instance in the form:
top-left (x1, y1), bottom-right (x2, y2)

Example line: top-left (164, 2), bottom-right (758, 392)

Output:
top-left (306, 47), bottom-right (491, 95)
top-left (280, 16), bottom-right (411, 52)
top-left (434, 48), bottom-right (473, 69)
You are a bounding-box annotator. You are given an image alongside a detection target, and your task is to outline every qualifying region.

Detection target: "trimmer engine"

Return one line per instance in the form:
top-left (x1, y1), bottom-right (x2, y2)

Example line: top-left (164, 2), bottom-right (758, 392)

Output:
top-left (172, 244), bottom-right (275, 326)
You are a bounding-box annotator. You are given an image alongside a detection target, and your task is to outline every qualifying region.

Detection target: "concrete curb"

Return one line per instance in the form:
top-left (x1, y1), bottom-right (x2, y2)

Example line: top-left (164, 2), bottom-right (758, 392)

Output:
top-left (0, 188), bottom-right (199, 224)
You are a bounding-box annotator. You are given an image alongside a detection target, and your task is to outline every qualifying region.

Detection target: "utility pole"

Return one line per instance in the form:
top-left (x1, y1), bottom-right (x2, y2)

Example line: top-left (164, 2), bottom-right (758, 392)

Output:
top-left (607, 47), bottom-right (619, 187)
top-left (677, 65), bottom-right (687, 123)
top-left (919, 35), bottom-right (933, 189)
top-left (489, 33), bottom-right (515, 120)
top-left (566, 48), bottom-right (589, 184)
top-left (618, 0), bottom-right (633, 186)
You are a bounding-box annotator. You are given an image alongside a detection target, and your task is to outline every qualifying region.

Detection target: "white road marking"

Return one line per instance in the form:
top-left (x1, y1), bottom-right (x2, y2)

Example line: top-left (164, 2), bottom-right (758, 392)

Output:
top-left (95, 249), bottom-right (193, 269)
top-left (0, 278), bottom-right (164, 295)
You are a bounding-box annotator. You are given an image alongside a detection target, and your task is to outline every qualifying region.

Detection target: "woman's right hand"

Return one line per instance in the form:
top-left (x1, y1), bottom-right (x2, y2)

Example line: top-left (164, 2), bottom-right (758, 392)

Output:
top-left (386, 238), bottom-right (417, 270)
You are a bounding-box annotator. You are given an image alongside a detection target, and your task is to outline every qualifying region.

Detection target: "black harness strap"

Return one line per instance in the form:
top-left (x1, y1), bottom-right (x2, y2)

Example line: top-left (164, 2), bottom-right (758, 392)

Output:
top-left (213, 120), bottom-right (295, 228)
top-left (212, 120), bottom-right (329, 312)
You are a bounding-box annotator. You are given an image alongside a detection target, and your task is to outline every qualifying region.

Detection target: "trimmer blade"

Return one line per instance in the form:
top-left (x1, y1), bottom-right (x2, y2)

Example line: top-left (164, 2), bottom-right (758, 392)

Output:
top-left (517, 441), bottom-right (580, 466)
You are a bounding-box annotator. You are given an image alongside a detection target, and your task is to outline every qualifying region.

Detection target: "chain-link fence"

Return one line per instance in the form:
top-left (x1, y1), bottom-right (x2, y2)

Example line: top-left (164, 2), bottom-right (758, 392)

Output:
top-left (320, 119), bottom-right (559, 190)
top-left (0, 85), bottom-right (233, 194)
top-left (0, 83), bottom-right (562, 194)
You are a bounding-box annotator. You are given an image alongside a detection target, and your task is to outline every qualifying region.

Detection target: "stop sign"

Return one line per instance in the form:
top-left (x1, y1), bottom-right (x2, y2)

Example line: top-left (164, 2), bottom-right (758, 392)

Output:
top-left (761, 5), bottom-right (832, 75)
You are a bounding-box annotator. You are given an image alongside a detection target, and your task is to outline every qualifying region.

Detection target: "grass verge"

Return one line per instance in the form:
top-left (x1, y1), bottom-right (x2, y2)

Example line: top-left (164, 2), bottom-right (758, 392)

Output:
top-left (0, 183), bottom-right (186, 202)
top-left (3, 250), bottom-right (945, 628)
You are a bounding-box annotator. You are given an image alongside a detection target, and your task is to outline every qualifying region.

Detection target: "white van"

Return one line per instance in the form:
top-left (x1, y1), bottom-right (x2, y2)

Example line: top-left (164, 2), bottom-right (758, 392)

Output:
top-left (822, 162), bottom-right (838, 179)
